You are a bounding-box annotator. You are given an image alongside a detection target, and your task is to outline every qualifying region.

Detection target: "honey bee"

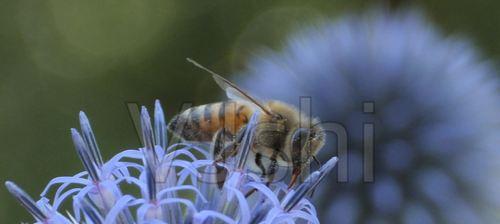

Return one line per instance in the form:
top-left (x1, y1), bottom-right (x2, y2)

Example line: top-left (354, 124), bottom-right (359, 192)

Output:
top-left (168, 59), bottom-right (325, 188)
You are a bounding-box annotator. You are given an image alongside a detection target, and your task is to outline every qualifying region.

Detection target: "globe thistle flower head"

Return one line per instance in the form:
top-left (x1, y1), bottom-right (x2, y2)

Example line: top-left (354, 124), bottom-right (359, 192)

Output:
top-left (6, 100), bottom-right (338, 223)
top-left (239, 8), bottom-right (500, 223)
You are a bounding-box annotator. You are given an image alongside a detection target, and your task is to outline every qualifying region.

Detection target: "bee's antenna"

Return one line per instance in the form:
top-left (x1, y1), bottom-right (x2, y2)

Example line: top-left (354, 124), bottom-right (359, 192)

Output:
top-left (313, 155), bottom-right (321, 167)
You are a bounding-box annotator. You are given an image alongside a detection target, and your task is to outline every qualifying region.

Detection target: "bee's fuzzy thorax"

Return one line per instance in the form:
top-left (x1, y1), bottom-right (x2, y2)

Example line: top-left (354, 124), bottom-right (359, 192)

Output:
top-left (265, 100), bottom-right (314, 129)
top-left (265, 100), bottom-right (325, 157)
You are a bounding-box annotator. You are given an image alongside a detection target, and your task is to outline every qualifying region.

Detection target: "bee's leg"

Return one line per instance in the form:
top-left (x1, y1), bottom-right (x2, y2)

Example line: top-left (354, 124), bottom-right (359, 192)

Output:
top-left (211, 129), bottom-right (227, 161)
top-left (244, 189), bottom-right (256, 198)
top-left (313, 155), bottom-right (321, 167)
top-left (266, 151), bottom-right (279, 186)
top-left (210, 129), bottom-right (230, 188)
top-left (288, 150), bottom-right (303, 189)
top-left (214, 164), bottom-right (228, 189)
top-left (255, 153), bottom-right (267, 177)
top-left (288, 167), bottom-right (301, 189)
top-left (244, 152), bottom-right (277, 198)
top-left (288, 128), bottom-right (310, 189)
top-left (213, 126), bottom-right (248, 189)
top-left (214, 126), bottom-right (247, 163)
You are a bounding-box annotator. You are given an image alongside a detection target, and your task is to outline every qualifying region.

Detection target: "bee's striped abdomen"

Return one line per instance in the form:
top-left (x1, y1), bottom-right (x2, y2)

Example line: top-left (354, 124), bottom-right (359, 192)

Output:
top-left (168, 101), bottom-right (252, 142)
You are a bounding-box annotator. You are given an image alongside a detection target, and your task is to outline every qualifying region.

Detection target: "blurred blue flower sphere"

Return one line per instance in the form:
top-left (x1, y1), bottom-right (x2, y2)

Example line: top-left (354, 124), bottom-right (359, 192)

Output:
top-left (239, 9), bottom-right (500, 223)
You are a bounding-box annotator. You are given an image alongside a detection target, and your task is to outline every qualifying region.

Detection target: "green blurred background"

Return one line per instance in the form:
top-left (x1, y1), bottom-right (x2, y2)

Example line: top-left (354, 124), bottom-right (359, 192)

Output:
top-left (1, 0), bottom-right (499, 222)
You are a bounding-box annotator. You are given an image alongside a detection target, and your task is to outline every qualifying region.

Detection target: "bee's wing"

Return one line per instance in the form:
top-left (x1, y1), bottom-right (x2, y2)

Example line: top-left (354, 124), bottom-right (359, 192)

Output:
top-left (187, 58), bottom-right (273, 115)
top-left (211, 74), bottom-right (273, 115)
top-left (212, 75), bottom-right (248, 101)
